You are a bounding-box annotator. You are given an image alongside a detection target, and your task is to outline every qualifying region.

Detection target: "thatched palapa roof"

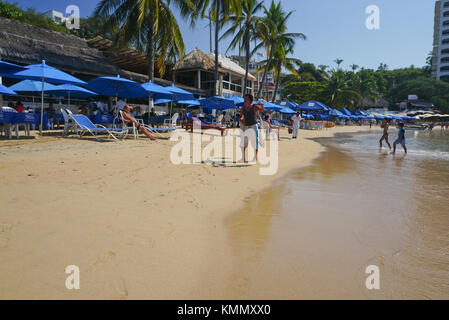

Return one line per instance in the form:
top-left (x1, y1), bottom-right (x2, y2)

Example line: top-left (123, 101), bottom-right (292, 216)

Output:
top-left (174, 48), bottom-right (256, 81)
top-left (0, 17), bottom-right (121, 77)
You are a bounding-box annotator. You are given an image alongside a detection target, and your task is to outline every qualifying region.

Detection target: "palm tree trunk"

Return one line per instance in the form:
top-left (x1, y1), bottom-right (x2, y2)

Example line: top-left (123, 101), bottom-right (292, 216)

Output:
top-left (148, 26), bottom-right (154, 82)
top-left (214, 0), bottom-right (220, 96)
top-left (243, 31), bottom-right (250, 96)
top-left (257, 44), bottom-right (274, 99)
top-left (271, 64), bottom-right (281, 103)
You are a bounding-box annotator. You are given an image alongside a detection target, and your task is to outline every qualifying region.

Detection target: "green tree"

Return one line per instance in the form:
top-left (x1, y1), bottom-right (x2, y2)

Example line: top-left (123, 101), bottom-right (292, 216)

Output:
top-left (322, 69), bottom-right (360, 109)
top-left (220, 0), bottom-right (263, 95)
top-left (254, 0), bottom-right (305, 98)
top-left (95, 0), bottom-right (197, 81)
top-left (283, 81), bottom-right (326, 103)
top-left (195, 0), bottom-right (241, 95)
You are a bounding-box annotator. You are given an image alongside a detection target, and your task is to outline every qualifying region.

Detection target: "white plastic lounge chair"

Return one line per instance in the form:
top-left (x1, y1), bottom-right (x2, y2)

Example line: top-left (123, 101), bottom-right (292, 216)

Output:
top-left (216, 114), bottom-right (224, 126)
top-left (119, 110), bottom-right (175, 139)
top-left (69, 114), bottom-right (127, 141)
top-left (61, 108), bottom-right (76, 136)
top-left (163, 112), bottom-right (179, 128)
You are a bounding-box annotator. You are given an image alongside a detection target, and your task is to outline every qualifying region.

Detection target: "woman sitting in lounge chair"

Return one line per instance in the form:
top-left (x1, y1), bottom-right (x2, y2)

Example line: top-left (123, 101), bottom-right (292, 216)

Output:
top-left (121, 105), bottom-right (158, 140)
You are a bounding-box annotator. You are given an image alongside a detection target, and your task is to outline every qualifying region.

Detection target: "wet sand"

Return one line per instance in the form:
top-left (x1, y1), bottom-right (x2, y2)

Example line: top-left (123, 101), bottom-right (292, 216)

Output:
top-left (227, 131), bottom-right (449, 299)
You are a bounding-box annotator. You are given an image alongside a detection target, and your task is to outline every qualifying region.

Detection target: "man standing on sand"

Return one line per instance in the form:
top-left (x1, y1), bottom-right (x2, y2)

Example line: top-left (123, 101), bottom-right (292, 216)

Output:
top-left (240, 94), bottom-right (264, 162)
top-left (380, 118), bottom-right (392, 149)
top-left (291, 111), bottom-right (302, 139)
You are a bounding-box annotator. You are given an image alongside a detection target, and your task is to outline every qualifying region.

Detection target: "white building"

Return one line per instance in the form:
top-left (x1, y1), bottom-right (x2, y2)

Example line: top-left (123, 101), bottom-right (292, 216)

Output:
top-left (433, 0), bottom-right (449, 80)
top-left (43, 10), bottom-right (65, 24)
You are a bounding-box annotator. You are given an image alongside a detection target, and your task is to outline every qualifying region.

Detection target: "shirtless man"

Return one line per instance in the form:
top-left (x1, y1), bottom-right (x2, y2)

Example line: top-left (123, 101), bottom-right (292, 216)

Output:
top-left (379, 118), bottom-right (391, 149)
top-left (121, 105), bottom-right (157, 140)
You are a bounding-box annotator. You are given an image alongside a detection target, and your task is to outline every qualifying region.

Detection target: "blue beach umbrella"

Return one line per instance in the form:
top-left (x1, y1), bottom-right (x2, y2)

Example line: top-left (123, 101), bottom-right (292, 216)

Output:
top-left (280, 107), bottom-right (295, 114)
top-left (224, 94), bottom-right (244, 106)
top-left (141, 82), bottom-right (174, 114)
top-left (153, 98), bottom-right (173, 105)
top-left (0, 61), bottom-right (26, 76)
top-left (0, 83), bottom-right (17, 95)
top-left (165, 85), bottom-right (194, 101)
top-left (179, 99), bottom-right (201, 106)
top-left (6, 60), bottom-right (87, 134)
top-left (47, 84), bottom-right (98, 108)
top-left (9, 80), bottom-right (58, 92)
top-left (86, 76), bottom-right (147, 99)
top-left (199, 96), bottom-right (235, 110)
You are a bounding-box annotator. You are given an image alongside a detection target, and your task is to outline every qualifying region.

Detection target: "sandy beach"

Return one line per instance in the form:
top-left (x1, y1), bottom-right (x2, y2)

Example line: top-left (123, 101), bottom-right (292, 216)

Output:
top-left (0, 126), bottom-right (376, 299)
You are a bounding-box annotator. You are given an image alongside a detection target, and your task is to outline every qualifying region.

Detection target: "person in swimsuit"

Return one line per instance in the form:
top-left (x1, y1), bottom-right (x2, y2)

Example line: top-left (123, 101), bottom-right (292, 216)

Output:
top-left (392, 122), bottom-right (407, 154)
top-left (240, 94), bottom-right (264, 162)
top-left (379, 118), bottom-right (392, 149)
top-left (121, 105), bottom-right (158, 140)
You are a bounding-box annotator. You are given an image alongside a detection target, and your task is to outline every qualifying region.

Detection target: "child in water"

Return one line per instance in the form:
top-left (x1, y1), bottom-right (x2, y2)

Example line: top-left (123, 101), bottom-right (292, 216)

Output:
top-left (392, 123), bottom-right (407, 154)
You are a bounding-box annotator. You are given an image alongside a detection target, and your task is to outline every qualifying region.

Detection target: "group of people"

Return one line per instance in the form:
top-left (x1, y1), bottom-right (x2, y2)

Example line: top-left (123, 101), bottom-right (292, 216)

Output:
top-left (379, 118), bottom-right (407, 154)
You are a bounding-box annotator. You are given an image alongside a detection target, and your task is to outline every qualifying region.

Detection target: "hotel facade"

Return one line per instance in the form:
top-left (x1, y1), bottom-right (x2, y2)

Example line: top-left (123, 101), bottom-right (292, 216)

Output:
top-left (433, 0), bottom-right (449, 80)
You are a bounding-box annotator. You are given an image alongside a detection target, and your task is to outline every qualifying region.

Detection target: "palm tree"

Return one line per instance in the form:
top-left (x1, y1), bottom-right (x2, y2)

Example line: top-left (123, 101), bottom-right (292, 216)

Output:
top-left (195, 0), bottom-right (241, 95)
top-left (254, 0), bottom-right (305, 99)
top-left (220, 0), bottom-right (264, 95)
top-left (349, 64), bottom-right (359, 72)
top-left (95, 0), bottom-right (197, 81)
top-left (323, 69), bottom-right (360, 109)
top-left (334, 58), bottom-right (344, 69)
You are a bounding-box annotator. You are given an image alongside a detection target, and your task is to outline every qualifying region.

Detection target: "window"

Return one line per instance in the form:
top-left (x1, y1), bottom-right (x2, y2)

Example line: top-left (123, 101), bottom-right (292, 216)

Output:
top-left (440, 66), bottom-right (449, 72)
top-left (442, 38), bottom-right (449, 44)
top-left (442, 48), bottom-right (449, 54)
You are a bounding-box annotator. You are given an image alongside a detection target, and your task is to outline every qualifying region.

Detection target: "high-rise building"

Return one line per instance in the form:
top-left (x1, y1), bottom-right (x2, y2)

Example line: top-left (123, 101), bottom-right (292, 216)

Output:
top-left (433, 0), bottom-right (449, 80)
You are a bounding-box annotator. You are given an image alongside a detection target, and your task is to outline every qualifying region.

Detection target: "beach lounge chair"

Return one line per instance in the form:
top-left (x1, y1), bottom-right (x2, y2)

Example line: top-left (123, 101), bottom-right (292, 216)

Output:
top-left (119, 110), bottom-right (175, 139)
top-left (183, 117), bottom-right (227, 136)
top-left (61, 108), bottom-right (76, 137)
top-left (163, 112), bottom-right (179, 128)
top-left (69, 114), bottom-right (128, 141)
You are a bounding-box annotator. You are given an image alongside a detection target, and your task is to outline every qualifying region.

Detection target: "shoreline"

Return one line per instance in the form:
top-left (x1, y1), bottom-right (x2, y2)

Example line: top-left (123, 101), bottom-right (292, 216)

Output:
top-left (0, 125), bottom-right (379, 299)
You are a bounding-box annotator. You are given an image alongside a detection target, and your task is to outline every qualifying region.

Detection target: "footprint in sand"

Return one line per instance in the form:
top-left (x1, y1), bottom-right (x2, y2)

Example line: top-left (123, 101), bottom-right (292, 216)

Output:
top-left (88, 250), bottom-right (117, 272)
top-left (114, 278), bottom-right (129, 300)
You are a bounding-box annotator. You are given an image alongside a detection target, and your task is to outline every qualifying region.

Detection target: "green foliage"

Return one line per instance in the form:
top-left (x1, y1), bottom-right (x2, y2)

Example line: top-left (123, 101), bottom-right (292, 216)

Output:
top-left (283, 81), bottom-right (326, 103)
top-left (388, 77), bottom-right (449, 113)
top-left (0, 1), bottom-right (22, 19)
top-left (0, 1), bottom-right (69, 34)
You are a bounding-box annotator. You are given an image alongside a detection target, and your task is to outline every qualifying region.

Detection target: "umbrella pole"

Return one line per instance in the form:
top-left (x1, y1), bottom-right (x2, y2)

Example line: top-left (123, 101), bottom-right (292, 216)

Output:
top-left (68, 91), bottom-right (70, 109)
top-left (40, 77), bottom-right (44, 135)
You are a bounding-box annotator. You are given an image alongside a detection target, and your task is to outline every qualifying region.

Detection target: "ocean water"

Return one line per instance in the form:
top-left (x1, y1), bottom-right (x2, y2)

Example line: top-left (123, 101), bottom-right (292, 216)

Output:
top-left (226, 129), bottom-right (449, 299)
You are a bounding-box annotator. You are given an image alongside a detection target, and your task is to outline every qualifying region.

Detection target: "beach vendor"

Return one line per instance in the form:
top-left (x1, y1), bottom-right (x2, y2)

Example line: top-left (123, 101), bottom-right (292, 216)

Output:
top-left (380, 118), bottom-right (392, 150)
top-left (121, 105), bottom-right (158, 140)
top-left (291, 111), bottom-right (302, 139)
top-left (240, 94), bottom-right (264, 162)
top-left (392, 123), bottom-right (407, 154)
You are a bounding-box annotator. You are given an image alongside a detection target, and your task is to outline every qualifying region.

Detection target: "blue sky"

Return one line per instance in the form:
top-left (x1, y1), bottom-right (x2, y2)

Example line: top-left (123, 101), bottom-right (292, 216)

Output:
top-left (9, 0), bottom-right (435, 70)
